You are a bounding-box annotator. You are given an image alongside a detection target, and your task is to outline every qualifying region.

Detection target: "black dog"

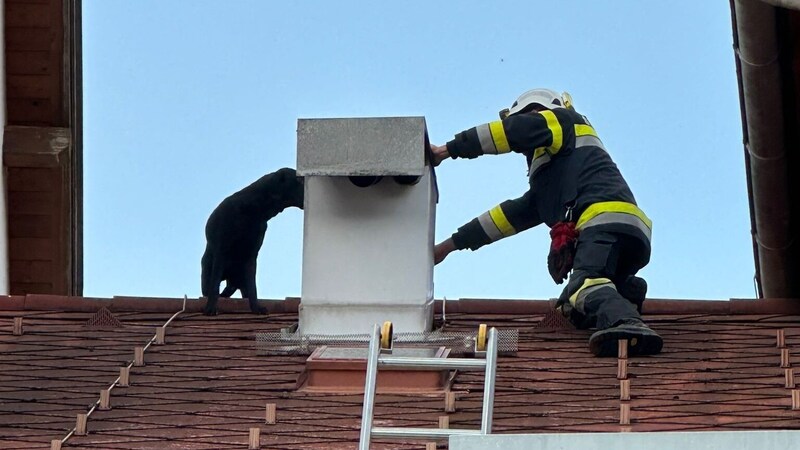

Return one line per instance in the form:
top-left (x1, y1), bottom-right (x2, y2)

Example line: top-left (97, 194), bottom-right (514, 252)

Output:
top-left (201, 167), bottom-right (304, 315)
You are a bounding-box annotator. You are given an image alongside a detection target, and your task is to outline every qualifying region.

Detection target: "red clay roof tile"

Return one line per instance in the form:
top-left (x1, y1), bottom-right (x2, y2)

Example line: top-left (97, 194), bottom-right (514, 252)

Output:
top-left (2, 297), bottom-right (800, 449)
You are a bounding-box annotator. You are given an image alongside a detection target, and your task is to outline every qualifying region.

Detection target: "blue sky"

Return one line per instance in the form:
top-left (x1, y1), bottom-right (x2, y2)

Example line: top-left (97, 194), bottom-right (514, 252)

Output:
top-left (82, 1), bottom-right (751, 301)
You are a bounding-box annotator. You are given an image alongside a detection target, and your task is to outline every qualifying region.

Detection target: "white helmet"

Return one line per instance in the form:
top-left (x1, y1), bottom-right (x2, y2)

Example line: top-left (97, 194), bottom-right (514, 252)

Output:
top-left (500, 88), bottom-right (572, 119)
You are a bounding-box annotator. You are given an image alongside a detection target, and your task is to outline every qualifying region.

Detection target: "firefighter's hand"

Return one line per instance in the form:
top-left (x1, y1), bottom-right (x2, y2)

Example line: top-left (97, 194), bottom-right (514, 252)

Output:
top-left (434, 238), bottom-right (457, 265)
top-left (430, 144), bottom-right (450, 167)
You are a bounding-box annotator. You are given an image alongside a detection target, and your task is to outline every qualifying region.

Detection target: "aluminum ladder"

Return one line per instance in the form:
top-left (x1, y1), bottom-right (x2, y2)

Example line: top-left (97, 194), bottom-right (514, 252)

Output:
top-left (358, 321), bottom-right (499, 449)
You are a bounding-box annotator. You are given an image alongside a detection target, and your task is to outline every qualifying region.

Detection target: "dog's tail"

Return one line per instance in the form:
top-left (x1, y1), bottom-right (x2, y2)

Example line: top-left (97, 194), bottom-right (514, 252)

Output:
top-left (200, 247), bottom-right (214, 296)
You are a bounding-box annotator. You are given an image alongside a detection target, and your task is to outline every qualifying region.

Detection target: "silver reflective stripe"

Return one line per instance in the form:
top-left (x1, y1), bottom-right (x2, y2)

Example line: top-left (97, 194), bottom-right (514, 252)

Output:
top-left (477, 211), bottom-right (504, 242)
top-left (573, 281), bottom-right (616, 315)
top-left (579, 212), bottom-right (652, 242)
top-left (476, 124), bottom-right (497, 155)
top-left (527, 153), bottom-right (551, 179)
top-left (575, 135), bottom-right (605, 151)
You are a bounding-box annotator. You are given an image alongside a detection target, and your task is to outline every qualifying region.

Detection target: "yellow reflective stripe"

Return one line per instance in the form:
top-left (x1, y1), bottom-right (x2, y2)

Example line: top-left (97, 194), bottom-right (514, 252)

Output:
top-left (576, 201), bottom-right (653, 230)
top-left (574, 124), bottom-right (597, 137)
top-left (540, 110), bottom-right (563, 152)
top-left (488, 121), bottom-right (510, 154)
top-left (533, 147), bottom-right (546, 158)
top-left (569, 277), bottom-right (613, 306)
top-left (489, 205), bottom-right (516, 237)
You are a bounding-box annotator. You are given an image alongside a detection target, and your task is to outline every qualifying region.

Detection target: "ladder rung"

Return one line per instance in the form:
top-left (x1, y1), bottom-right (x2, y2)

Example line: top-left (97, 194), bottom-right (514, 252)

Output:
top-left (360, 324), bottom-right (499, 450)
top-left (372, 427), bottom-right (481, 440)
top-left (377, 356), bottom-right (486, 371)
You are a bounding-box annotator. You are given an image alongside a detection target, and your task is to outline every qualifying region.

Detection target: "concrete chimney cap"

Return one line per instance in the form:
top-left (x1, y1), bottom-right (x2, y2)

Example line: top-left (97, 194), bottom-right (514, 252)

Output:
top-left (296, 116), bottom-right (428, 177)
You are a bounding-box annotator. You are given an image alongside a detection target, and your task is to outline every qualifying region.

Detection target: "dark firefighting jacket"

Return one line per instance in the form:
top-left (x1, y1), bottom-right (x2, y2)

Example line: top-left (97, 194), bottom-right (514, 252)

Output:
top-left (445, 107), bottom-right (652, 252)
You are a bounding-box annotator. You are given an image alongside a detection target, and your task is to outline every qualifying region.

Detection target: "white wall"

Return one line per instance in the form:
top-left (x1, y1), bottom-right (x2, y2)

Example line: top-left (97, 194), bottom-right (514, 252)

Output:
top-left (299, 168), bottom-right (436, 334)
top-left (0, 0), bottom-right (9, 295)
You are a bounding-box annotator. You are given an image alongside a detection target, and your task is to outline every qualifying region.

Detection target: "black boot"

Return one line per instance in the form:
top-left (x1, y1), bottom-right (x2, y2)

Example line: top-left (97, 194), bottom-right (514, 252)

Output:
top-left (588, 318), bottom-right (663, 357)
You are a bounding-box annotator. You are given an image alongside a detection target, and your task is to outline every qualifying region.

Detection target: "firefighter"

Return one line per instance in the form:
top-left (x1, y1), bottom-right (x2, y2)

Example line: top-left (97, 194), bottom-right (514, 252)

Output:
top-left (431, 88), bottom-right (663, 357)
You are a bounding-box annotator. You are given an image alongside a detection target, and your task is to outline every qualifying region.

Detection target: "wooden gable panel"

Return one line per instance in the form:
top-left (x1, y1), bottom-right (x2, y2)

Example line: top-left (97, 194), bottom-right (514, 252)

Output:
top-left (6, 0), bottom-right (51, 4)
top-left (4, 133), bottom-right (69, 295)
top-left (9, 260), bottom-right (54, 284)
top-left (7, 191), bottom-right (57, 215)
top-left (9, 282), bottom-right (54, 294)
top-left (5, 51), bottom-right (53, 75)
top-left (7, 74), bottom-right (55, 98)
top-left (8, 214), bottom-right (54, 238)
top-left (4, 27), bottom-right (55, 52)
top-left (4, 0), bottom-right (64, 126)
top-left (8, 237), bottom-right (55, 261)
top-left (5, 98), bottom-right (57, 126)
top-left (3, 0), bottom-right (78, 296)
top-left (5, 1), bottom-right (52, 28)
top-left (6, 167), bottom-right (60, 192)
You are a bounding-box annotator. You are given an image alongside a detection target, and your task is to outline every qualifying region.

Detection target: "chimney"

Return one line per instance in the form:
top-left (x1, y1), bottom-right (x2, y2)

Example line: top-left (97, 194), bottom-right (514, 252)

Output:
top-left (296, 117), bottom-right (436, 334)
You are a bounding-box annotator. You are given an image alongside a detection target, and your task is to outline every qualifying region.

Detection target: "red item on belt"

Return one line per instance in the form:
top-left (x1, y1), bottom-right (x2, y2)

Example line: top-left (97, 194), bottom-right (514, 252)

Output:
top-left (548, 221), bottom-right (579, 284)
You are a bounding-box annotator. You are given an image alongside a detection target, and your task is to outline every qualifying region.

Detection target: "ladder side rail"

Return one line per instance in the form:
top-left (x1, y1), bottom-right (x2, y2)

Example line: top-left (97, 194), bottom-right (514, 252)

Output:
top-left (480, 327), bottom-right (499, 434)
top-left (358, 324), bottom-right (382, 450)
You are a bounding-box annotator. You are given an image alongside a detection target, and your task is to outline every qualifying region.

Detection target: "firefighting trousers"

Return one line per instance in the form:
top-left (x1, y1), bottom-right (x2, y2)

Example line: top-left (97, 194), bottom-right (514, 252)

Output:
top-left (556, 227), bottom-right (651, 330)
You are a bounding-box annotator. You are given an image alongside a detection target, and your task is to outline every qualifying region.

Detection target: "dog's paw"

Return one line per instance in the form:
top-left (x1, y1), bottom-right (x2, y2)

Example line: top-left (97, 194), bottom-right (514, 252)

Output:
top-left (203, 303), bottom-right (219, 316)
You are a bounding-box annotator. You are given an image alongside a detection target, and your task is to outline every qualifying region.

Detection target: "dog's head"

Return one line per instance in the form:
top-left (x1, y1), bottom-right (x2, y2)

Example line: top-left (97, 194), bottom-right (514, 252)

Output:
top-left (271, 167), bottom-right (304, 209)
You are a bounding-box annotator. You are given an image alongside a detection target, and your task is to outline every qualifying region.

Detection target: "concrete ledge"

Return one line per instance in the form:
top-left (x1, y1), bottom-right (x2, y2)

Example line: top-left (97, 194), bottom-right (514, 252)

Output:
top-left (296, 117), bottom-right (427, 176)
